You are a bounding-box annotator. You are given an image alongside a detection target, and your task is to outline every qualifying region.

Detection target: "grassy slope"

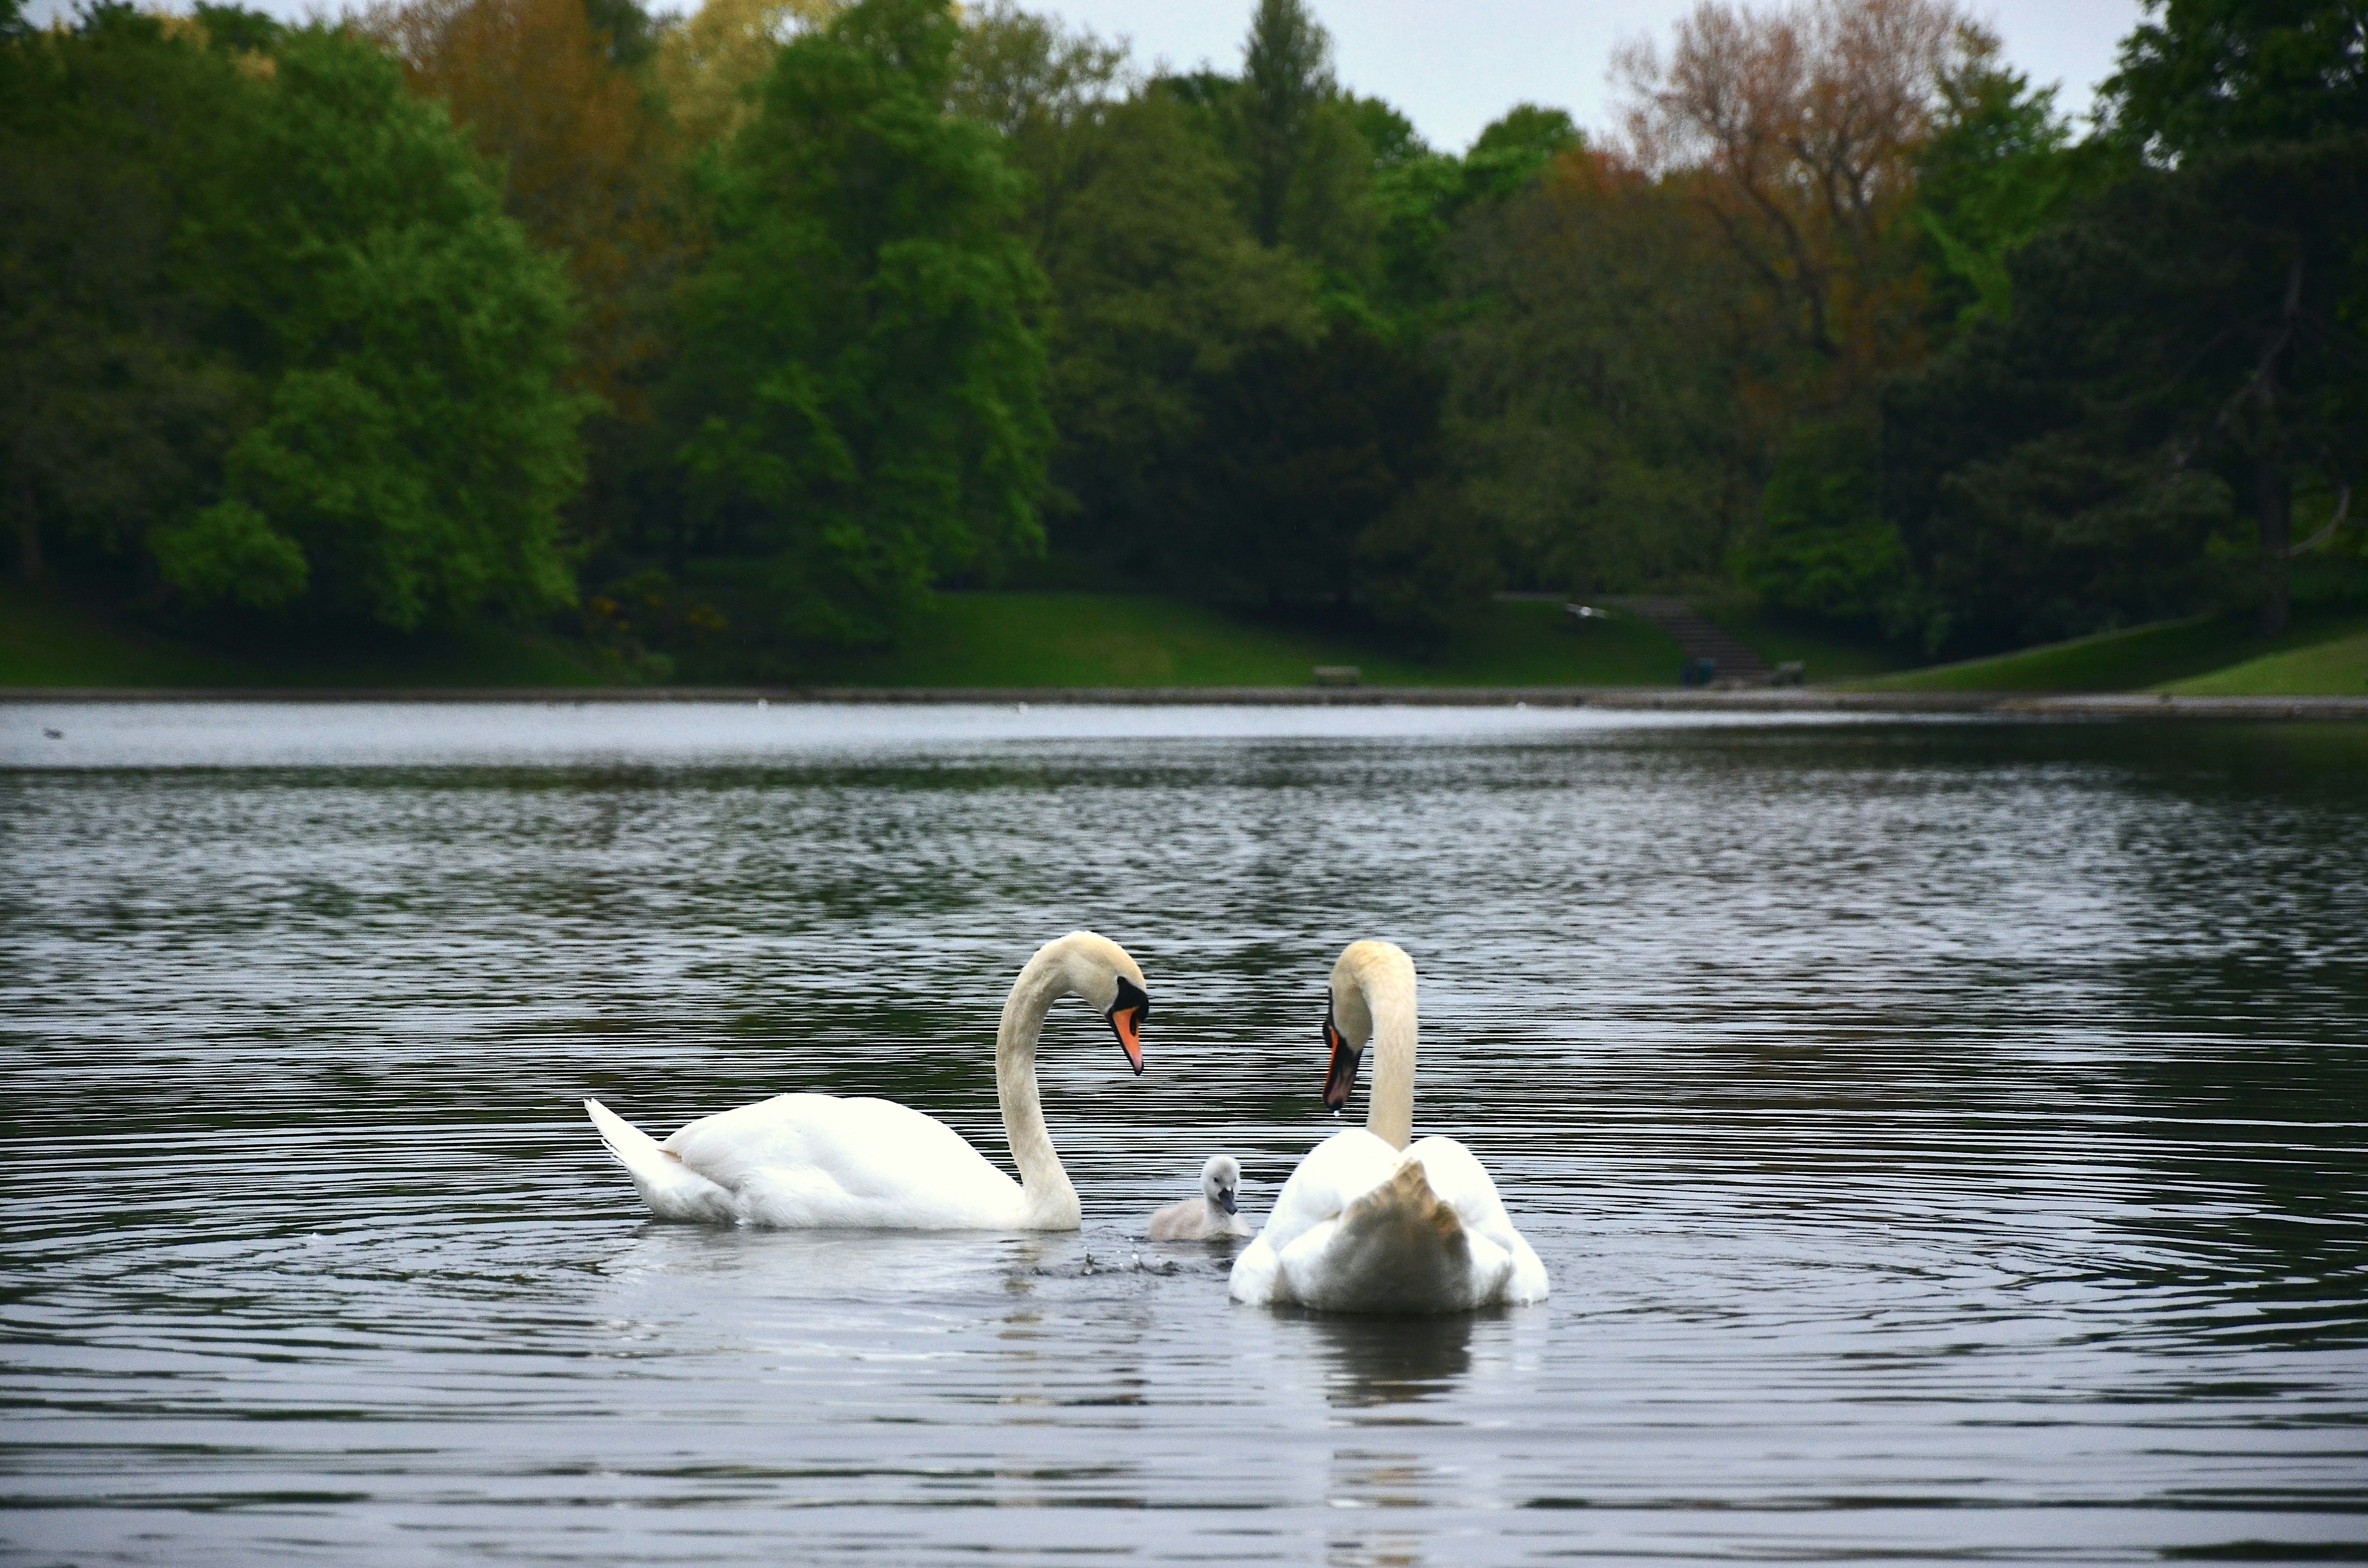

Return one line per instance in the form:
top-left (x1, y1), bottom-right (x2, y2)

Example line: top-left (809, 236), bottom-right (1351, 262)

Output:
top-left (25, 575), bottom-right (2360, 693)
top-left (7, 582), bottom-right (1690, 689)
top-left (1, 582), bottom-right (616, 688)
top-left (802, 594), bottom-right (1690, 686)
top-left (2164, 629), bottom-right (2368, 695)
top-left (1851, 611), bottom-right (2368, 693)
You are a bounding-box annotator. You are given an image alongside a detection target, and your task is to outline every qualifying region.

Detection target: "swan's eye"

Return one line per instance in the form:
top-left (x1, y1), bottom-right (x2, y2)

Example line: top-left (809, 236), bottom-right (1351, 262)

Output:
top-left (1110, 975), bottom-right (1148, 1021)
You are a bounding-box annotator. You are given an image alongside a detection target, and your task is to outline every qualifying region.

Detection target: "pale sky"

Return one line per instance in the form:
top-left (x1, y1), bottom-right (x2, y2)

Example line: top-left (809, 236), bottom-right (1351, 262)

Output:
top-left (32, 0), bottom-right (2150, 152)
top-left (1047, 0), bottom-right (2147, 149)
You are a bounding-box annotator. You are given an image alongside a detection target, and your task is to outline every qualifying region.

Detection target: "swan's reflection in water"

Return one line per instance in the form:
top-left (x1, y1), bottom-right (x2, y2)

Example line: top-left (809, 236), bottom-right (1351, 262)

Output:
top-left (1297, 1309), bottom-right (1477, 1409)
top-left (604, 1218), bottom-right (1082, 1298)
top-left (1290, 1308), bottom-right (1548, 1565)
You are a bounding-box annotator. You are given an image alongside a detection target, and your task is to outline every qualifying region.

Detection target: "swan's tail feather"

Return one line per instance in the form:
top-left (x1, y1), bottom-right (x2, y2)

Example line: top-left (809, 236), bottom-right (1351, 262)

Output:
top-left (1302, 1160), bottom-right (1477, 1313)
top-left (584, 1097), bottom-right (735, 1224)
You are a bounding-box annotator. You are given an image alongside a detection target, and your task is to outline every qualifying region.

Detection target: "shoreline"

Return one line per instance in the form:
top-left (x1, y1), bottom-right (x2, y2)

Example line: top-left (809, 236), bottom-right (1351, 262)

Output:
top-left (3, 686), bottom-right (2365, 720)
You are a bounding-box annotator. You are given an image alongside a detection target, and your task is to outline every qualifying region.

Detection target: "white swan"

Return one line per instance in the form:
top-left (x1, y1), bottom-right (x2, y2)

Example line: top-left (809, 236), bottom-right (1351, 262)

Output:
top-left (1148, 1154), bottom-right (1251, 1240)
top-left (582, 931), bottom-right (1149, 1229)
top-left (1229, 940), bottom-right (1548, 1312)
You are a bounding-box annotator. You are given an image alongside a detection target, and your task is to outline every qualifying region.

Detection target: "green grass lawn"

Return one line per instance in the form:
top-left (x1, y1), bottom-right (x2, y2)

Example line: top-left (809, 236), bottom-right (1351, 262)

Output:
top-left (6, 582), bottom-right (1690, 689)
top-left (1850, 610), bottom-right (2368, 693)
top-left (26, 573), bottom-right (2363, 694)
top-left (1, 582), bottom-right (617, 688)
top-left (2162, 628), bottom-right (2368, 695)
top-left (801, 593), bottom-right (1691, 686)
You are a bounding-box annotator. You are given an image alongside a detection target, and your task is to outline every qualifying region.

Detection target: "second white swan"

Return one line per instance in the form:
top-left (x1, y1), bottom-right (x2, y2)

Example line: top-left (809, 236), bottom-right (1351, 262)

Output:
top-left (584, 931), bottom-right (1149, 1229)
top-left (1228, 940), bottom-right (1547, 1312)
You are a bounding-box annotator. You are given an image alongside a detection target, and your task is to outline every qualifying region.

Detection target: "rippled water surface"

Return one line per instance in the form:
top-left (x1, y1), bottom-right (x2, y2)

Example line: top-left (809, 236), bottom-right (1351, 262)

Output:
top-left (5, 702), bottom-right (2367, 1566)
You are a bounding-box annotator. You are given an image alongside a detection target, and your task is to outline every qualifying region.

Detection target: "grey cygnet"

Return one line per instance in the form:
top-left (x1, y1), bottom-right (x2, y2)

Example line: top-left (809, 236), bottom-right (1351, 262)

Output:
top-left (1148, 1154), bottom-right (1252, 1240)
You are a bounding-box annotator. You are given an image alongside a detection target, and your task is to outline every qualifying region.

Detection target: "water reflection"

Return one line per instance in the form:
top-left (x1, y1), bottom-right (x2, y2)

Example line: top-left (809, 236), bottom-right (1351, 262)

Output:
top-left (1296, 1309), bottom-right (1480, 1409)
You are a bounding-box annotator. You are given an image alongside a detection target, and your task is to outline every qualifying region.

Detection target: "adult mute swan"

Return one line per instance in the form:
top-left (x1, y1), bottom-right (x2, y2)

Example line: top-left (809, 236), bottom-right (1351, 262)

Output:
top-left (1229, 941), bottom-right (1547, 1312)
top-left (1148, 1154), bottom-right (1251, 1240)
top-left (583, 931), bottom-right (1149, 1229)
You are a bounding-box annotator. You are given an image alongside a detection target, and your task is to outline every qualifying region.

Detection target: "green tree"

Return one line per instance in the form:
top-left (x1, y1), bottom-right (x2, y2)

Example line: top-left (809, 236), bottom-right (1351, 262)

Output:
top-left (1159, 320), bottom-right (1480, 633)
top-left (1442, 154), bottom-right (1749, 595)
top-left (1, 8), bottom-right (586, 626)
top-left (669, 0), bottom-right (1051, 646)
top-left (944, 5), bottom-right (1322, 584)
top-left (181, 24), bottom-right (586, 626)
top-left (1735, 420), bottom-right (1916, 632)
top-left (1368, 102), bottom-right (1580, 327)
top-left (0, 6), bottom-right (254, 587)
top-left (2103, 0), bottom-right (2368, 158)
top-left (1910, 43), bottom-right (2107, 329)
top-left (1029, 92), bottom-right (1318, 576)
top-left (1239, 0), bottom-right (1330, 246)
top-left (1884, 140), bottom-right (2368, 649)
top-left (1461, 104), bottom-right (1581, 202)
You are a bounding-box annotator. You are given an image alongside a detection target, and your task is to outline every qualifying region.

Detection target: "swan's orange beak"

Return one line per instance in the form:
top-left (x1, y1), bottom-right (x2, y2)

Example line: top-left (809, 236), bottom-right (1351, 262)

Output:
top-left (1109, 1006), bottom-right (1144, 1074)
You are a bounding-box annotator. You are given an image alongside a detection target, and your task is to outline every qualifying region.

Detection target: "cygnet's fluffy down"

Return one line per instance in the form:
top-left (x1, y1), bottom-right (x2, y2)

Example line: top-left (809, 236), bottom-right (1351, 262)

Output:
top-left (1148, 1154), bottom-right (1251, 1240)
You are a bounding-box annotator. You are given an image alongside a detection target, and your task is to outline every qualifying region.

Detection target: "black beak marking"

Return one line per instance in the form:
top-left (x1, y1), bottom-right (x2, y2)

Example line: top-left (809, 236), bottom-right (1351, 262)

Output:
top-left (1321, 999), bottom-right (1362, 1111)
top-left (1107, 975), bottom-right (1148, 1073)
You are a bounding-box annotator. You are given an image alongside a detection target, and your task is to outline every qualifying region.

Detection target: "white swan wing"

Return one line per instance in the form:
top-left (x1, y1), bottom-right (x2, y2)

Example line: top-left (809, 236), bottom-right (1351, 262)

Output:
top-left (1229, 1129), bottom-right (1402, 1304)
top-left (1406, 1135), bottom-right (1550, 1305)
top-left (1229, 1131), bottom-right (1548, 1310)
top-left (655, 1093), bottom-right (1026, 1228)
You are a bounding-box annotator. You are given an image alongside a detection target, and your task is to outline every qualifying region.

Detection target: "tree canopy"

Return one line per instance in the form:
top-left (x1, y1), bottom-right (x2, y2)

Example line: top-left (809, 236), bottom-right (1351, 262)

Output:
top-left (9, 0), bottom-right (2365, 674)
top-left (666, 0), bottom-right (1051, 648)
top-left (3, 5), bottom-right (585, 628)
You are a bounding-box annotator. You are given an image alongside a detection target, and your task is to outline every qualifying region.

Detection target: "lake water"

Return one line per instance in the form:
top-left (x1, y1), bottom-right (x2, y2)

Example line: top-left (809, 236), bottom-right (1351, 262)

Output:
top-left (4, 702), bottom-right (2366, 1566)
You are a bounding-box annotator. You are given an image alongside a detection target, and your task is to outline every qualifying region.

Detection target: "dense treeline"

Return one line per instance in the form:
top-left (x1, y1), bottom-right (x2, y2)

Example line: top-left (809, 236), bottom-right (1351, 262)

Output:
top-left (3, 0), bottom-right (2363, 673)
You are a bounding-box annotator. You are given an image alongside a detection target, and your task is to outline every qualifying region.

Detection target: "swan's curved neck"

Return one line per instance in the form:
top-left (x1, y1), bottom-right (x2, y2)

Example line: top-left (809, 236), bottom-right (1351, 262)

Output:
top-left (1361, 963), bottom-right (1419, 1151)
top-left (996, 950), bottom-right (1081, 1227)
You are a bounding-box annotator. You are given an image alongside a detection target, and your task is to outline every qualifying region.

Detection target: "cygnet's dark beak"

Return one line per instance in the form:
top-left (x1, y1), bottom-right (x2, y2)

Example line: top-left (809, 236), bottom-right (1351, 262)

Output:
top-left (1217, 1188), bottom-right (1239, 1215)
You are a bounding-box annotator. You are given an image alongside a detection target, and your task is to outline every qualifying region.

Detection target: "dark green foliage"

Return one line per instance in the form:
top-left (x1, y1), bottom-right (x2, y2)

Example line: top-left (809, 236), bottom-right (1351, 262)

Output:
top-left (190, 28), bottom-right (586, 628)
top-left (1, 7), bottom-right (585, 628)
top-left (1373, 104), bottom-right (1581, 325)
top-left (580, 0), bottom-right (656, 66)
top-left (1884, 138), bottom-right (2368, 649)
top-left (1737, 422), bottom-right (1916, 633)
top-left (1027, 93), bottom-right (1317, 576)
top-left (0, 9), bottom-right (256, 586)
top-left (1159, 322), bottom-right (1483, 633)
top-left (16, 0), bottom-right (2367, 676)
top-left (1910, 54), bottom-right (2109, 329)
top-left (2104, 0), bottom-right (2368, 157)
top-left (1238, 0), bottom-right (1332, 247)
top-left (1461, 105), bottom-right (1581, 201)
top-left (1441, 159), bottom-right (1746, 595)
top-left (669, 0), bottom-right (1051, 647)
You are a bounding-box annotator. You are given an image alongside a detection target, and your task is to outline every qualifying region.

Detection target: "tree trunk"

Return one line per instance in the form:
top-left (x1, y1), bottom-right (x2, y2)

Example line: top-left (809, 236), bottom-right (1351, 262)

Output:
top-left (2257, 459), bottom-right (2291, 638)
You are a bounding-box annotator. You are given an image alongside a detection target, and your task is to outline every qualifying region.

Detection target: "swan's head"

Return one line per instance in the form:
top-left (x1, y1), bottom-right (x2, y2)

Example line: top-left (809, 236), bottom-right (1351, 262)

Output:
top-left (1320, 940), bottom-right (1410, 1110)
top-left (1200, 1153), bottom-right (1241, 1215)
top-left (1044, 930), bottom-right (1149, 1074)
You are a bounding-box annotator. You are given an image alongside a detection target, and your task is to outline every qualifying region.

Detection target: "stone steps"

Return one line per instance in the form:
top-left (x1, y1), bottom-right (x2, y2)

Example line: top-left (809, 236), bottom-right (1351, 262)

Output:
top-left (1612, 598), bottom-right (1773, 683)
